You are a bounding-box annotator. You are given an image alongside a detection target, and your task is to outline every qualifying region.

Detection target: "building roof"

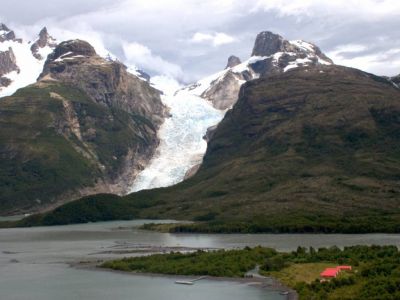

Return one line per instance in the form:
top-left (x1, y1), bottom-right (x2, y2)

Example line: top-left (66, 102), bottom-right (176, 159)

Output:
top-left (320, 268), bottom-right (339, 277)
top-left (337, 265), bottom-right (352, 270)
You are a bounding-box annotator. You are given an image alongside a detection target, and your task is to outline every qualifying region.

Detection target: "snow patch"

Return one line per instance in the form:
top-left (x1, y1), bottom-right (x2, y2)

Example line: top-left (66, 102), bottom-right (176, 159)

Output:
top-left (0, 40), bottom-right (47, 98)
top-left (290, 40), bottom-right (315, 52)
top-left (284, 57), bottom-right (313, 72)
top-left (37, 45), bottom-right (54, 61)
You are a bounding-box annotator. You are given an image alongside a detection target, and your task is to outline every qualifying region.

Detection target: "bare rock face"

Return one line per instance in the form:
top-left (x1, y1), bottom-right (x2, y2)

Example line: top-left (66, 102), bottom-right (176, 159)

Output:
top-left (225, 55), bottom-right (241, 69)
top-left (0, 47), bottom-right (18, 76)
top-left (251, 31), bottom-right (288, 56)
top-left (0, 23), bottom-right (20, 43)
top-left (39, 40), bottom-right (166, 127)
top-left (202, 70), bottom-right (252, 110)
top-left (0, 47), bottom-right (19, 87)
top-left (30, 27), bottom-right (57, 60)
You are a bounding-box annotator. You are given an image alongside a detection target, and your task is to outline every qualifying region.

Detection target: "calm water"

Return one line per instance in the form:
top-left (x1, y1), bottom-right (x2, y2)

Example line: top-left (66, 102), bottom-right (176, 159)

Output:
top-left (1, 219), bottom-right (400, 300)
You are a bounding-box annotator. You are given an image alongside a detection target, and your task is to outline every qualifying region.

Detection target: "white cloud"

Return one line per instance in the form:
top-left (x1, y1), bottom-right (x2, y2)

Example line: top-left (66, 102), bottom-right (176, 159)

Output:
top-left (190, 32), bottom-right (236, 46)
top-left (253, 0), bottom-right (400, 20)
top-left (122, 42), bottom-right (183, 79)
top-left (329, 44), bottom-right (368, 54)
top-left (328, 45), bottom-right (400, 75)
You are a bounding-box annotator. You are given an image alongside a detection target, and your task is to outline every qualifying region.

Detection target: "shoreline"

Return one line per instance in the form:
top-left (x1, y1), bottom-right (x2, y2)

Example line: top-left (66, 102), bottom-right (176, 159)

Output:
top-left (72, 260), bottom-right (298, 300)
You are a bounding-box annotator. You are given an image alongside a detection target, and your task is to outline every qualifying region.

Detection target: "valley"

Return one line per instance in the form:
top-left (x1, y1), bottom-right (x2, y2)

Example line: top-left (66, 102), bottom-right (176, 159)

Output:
top-left (0, 10), bottom-right (400, 299)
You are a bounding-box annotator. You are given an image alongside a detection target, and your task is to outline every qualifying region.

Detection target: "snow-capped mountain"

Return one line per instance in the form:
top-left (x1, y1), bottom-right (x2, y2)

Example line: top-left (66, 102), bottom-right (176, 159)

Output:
top-left (0, 24), bottom-right (57, 97)
top-left (183, 31), bottom-right (333, 110)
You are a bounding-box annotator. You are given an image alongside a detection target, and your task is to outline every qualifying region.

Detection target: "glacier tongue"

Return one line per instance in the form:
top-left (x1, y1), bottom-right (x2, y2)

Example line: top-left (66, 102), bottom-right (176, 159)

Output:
top-left (128, 76), bottom-right (225, 192)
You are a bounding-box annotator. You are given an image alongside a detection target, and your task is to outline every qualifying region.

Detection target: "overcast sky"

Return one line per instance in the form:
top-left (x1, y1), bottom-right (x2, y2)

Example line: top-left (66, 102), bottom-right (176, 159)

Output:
top-left (2, 0), bottom-right (400, 82)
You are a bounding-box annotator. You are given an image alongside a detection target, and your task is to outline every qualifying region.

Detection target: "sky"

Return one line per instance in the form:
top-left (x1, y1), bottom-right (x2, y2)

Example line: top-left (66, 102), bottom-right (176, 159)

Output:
top-left (1, 0), bottom-right (400, 83)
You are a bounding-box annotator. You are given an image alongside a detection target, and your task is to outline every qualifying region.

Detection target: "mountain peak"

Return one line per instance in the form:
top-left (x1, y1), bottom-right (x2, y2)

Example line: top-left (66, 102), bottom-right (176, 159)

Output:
top-left (50, 39), bottom-right (96, 61)
top-left (0, 23), bottom-right (10, 31)
top-left (225, 55), bottom-right (241, 69)
top-left (0, 23), bottom-right (18, 43)
top-left (251, 31), bottom-right (286, 56)
top-left (39, 26), bottom-right (48, 36)
top-left (30, 27), bottom-right (57, 60)
top-left (251, 31), bottom-right (333, 65)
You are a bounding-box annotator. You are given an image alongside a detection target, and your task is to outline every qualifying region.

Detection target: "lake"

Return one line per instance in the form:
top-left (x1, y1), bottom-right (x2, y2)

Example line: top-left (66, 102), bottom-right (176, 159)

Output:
top-left (1, 219), bottom-right (400, 299)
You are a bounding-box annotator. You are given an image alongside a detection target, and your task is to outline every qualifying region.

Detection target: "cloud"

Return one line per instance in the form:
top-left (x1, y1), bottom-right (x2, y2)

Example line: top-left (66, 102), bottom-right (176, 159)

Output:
top-left (328, 45), bottom-right (400, 75)
top-left (190, 32), bottom-right (236, 46)
top-left (252, 0), bottom-right (400, 19)
top-left (122, 42), bottom-right (183, 79)
top-left (2, 0), bottom-right (400, 80)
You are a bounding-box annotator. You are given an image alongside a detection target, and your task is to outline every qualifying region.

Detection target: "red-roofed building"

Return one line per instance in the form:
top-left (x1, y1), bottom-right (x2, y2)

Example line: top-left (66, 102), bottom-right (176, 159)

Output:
top-left (320, 265), bottom-right (352, 279)
top-left (320, 268), bottom-right (339, 278)
top-left (337, 265), bottom-right (352, 271)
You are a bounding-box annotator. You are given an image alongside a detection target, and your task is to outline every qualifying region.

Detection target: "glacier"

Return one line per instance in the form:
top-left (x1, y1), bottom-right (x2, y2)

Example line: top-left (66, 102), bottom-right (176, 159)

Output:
top-left (128, 76), bottom-right (225, 192)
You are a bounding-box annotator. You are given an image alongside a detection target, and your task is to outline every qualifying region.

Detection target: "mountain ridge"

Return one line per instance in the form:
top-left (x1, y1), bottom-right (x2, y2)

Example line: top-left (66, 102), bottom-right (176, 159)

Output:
top-left (15, 64), bottom-right (400, 232)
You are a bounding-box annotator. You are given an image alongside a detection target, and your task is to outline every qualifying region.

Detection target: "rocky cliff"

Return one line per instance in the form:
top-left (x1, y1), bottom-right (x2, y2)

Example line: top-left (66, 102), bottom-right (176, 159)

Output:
top-left (0, 47), bottom-right (19, 87)
top-left (0, 40), bottom-right (166, 214)
top-left (225, 55), bottom-right (241, 69)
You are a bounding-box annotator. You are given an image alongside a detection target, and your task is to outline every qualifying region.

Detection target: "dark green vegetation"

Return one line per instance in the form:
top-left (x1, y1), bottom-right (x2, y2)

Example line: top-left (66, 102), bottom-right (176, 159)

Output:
top-left (102, 245), bottom-right (400, 299)
top-left (102, 246), bottom-right (276, 277)
top-left (0, 81), bottom-right (159, 214)
top-left (17, 65), bottom-right (400, 233)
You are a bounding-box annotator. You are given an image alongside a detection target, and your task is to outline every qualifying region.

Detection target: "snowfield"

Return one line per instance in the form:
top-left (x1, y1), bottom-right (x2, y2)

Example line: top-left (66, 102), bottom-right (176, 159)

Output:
top-left (0, 40), bottom-right (52, 98)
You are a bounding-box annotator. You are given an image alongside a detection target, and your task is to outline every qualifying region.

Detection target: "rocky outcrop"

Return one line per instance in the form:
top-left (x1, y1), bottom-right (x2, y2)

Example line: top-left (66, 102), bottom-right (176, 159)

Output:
top-left (251, 31), bottom-right (287, 56)
top-left (39, 40), bottom-right (166, 127)
top-left (201, 70), bottom-right (253, 110)
top-left (30, 27), bottom-right (57, 60)
top-left (0, 24), bottom-right (20, 43)
top-left (225, 55), bottom-right (241, 69)
top-left (0, 47), bottom-right (19, 87)
top-left (0, 47), bottom-right (18, 76)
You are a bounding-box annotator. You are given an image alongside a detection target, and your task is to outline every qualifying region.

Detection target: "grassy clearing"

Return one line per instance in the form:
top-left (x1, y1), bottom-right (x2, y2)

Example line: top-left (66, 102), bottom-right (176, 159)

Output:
top-left (267, 262), bottom-right (339, 285)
